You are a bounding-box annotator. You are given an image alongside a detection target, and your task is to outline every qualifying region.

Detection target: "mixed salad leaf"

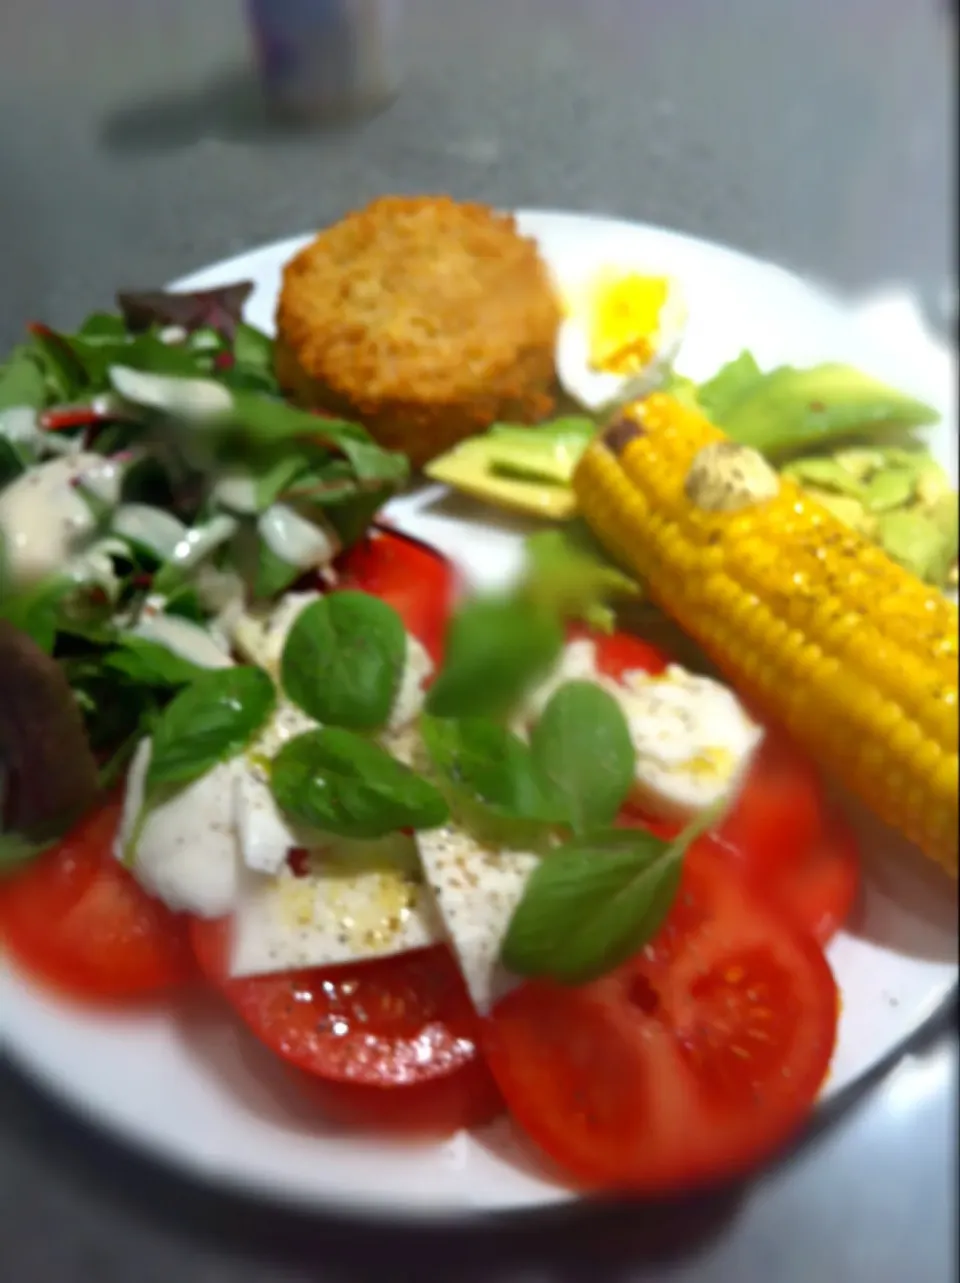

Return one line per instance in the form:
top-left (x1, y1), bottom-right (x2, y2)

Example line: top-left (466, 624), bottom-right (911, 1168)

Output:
top-left (0, 285), bottom-right (412, 862)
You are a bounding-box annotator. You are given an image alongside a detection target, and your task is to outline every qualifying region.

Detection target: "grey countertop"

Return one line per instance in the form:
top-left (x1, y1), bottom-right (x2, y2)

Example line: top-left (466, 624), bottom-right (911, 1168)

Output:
top-left (0, 1), bottom-right (954, 1279)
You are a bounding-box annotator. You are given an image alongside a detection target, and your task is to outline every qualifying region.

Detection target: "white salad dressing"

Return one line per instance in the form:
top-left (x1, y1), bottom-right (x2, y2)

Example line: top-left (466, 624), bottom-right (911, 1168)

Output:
top-left (133, 606), bottom-right (234, 669)
top-left (0, 452), bottom-right (105, 591)
top-left (257, 503), bottom-right (340, 571)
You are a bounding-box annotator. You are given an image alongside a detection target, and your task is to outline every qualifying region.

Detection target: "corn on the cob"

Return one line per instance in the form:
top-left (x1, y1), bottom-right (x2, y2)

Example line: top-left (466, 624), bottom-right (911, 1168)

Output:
top-left (573, 395), bottom-right (959, 876)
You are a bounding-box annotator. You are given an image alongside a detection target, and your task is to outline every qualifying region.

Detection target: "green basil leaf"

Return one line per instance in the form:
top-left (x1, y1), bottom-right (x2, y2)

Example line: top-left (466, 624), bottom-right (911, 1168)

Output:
top-left (281, 592), bottom-right (406, 730)
top-left (696, 349), bottom-right (764, 422)
top-left (229, 392), bottom-right (370, 446)
top-left (336, 436), bottom-right (410, 487)
top-left (103, 636), bottom-right (207, 687)
top-left (145, 665), bottom-right (275, 796)
top-left (425, 598), bottom-right (564, 719)
top-left (0, 346), bottom-right (48, 410)
top-left (271, 727), bottom-right (449, 839)
top-left (521, 527), bottom-right (641, 633)
top-left (530, 681), bottom-right (635, 834)
top-left (421, 714), bottom-right (566, 827)
top-left (502, 803), bottom-right (727, 984)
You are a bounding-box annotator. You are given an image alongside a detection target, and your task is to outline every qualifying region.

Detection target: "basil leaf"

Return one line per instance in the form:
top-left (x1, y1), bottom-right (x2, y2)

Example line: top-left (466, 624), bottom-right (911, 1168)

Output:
top-left (270, 727), bottom-right (449, 839)
top-left (281, 592), bottom-right (406, 730)
top-left (426, 598), bottom-right (564, 719)
top-left (521, 527), bottom-right (641, 633)
top-left (696, 350), bottom-right (764, 422)
top-left (421, 714), bottom-right (566, 827)
top-left (530, 681), bottom-right (635, 834)
top-left (104, 636), bottom-right (207, 687)
top-left (500, 829), bottom-right (678, 984)
top-left (0, 346), bottom-right (47, 410)
top-left (502, 805), bottom-right (725, 984)
top-left (336, 436), bottom-right (410, 487)
top-left (145, 665), bottom-right (275, 796)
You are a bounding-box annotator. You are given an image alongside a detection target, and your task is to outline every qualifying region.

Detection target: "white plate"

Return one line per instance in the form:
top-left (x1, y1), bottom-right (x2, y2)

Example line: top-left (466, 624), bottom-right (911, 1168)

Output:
top-left (1, 211), bottom-right (957, 1217)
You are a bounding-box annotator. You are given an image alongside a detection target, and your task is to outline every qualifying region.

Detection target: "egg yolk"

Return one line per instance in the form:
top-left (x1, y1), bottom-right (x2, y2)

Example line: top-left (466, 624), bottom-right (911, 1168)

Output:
top-left (587, 273), bottom-right (670, 375)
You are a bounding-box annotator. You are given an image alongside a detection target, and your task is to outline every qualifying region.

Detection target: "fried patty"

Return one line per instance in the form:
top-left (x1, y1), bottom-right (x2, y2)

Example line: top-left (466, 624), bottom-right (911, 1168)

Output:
top-left (275, 195), bottom-right (561, 466)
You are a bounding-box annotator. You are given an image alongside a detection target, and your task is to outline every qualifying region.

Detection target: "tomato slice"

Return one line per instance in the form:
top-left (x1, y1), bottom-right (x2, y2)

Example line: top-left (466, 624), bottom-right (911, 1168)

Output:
top-left (713, 734), bottom-right (859, 944)
top-left (191, 920), bottom-right (502, 1134)
top-left (337, 525), bottom-right (458, 662)
top-left (483, 843), bottom-right (838, 1193)
top-left (571, 624), bottom-right (669, 681)
top-left (719, 732), bottom-right (825, 873)
top-left (0, 801), bottom-right (194, 1002)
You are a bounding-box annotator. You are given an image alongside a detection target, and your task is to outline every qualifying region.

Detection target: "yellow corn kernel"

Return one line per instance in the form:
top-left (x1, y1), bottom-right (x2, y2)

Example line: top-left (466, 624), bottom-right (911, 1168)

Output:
top-left (574, 395), bottom-right (959, 877)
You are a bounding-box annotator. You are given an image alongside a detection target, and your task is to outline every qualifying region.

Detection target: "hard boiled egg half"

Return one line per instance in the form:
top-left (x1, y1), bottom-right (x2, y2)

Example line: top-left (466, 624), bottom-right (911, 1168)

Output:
top-left (556, 267), bottom-right (687, 413)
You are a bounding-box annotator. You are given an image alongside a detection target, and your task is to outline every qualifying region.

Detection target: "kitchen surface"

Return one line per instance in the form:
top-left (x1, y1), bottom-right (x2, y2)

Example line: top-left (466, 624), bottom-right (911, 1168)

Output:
top-left (0, 1), bottom-right (954, 1280)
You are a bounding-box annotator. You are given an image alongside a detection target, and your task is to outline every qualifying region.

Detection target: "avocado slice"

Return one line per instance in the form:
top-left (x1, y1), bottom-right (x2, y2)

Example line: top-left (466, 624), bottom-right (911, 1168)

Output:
top-left (425, 437), bottom-right (579, 520)
top-left (717, 363), bottom-right (940, 457)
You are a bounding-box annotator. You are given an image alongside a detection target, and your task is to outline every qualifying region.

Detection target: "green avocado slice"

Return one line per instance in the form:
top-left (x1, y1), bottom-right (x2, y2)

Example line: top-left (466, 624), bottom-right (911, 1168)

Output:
top-left (717, 363), bottom-right (940, 457)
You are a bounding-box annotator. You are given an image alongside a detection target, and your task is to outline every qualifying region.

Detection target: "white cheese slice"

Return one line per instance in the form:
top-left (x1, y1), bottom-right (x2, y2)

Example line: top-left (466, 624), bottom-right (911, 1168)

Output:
top-left (521, 640), bottom-right (763, 823)
top-left (114, 739), bottom-right (241, 917)
top-left (230, 835), bottom-right (444, 976)
top-left (415, 825), bottom-right (538, 1014)
top-left (616, 664), bottom-right (764, 821)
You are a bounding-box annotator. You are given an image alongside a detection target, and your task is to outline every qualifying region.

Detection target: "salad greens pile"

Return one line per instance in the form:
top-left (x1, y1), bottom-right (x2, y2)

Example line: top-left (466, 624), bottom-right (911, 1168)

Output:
top-left (0, 284), bottom-right (410, 866)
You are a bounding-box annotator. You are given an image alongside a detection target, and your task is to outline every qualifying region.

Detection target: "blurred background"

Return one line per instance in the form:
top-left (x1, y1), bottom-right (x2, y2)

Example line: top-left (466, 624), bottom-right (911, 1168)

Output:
top-left (0, 1), bottom-right (954, 1281)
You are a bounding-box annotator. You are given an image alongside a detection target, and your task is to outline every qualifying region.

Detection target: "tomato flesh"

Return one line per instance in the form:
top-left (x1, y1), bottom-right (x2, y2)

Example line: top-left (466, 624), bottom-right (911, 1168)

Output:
top-left (191, 919), bottom-right (502, 1134)
top-left (483, 844), bottom-right (838, 1193)
top-left (571, 624), bottom-right (669, 681)
top-left (0, 801), bottom-right (194, 1002)
top-left (337, 525), bottom-right (458, 663)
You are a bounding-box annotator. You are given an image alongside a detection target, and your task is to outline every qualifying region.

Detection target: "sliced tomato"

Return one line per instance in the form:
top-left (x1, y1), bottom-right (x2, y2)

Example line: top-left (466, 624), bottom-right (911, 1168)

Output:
top-left (719, 732), bottom-right (825, 873)
top-left (570, 624), bottom-right (669, 681)
top-left (483, 843), bottom-right (838, 1193)
top-left (0, 801), bottom-right (194, 1002)
top-left (337, 525), bottom-right (458, 662)
top-left (712, 733), bottom-right (859, 944)
top-left (191, 920), bottom-right (502, 1134)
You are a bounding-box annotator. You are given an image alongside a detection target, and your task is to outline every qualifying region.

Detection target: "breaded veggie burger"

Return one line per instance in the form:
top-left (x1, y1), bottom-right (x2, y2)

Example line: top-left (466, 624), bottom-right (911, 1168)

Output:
top-left (275, 195), bottom-right (561, 466)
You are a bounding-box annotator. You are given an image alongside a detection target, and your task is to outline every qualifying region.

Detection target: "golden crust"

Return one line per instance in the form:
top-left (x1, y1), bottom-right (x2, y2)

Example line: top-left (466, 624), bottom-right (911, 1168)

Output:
top-left (275, 195), bottom-right (561, 466)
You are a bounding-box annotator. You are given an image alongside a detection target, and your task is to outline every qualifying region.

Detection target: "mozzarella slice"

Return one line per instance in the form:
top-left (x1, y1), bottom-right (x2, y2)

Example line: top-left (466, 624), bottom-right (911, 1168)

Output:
top-left (230, 835), bottom-right (444, 976)
top-left (114, 739), bottom-right (240, 917)
top-left (616, 664), bottom-right (763, 820)
top-left (415, 825), bottom-right (538, 1014)
top-left (388, 632), bottom-right (434, 730)
top-left (522, 640), bottom-right (763, 822)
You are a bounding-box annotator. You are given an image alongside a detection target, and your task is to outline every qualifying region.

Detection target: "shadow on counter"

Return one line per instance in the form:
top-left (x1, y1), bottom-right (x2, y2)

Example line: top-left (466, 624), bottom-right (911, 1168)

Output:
top-left (98, 65), bottom-right (384, 155)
